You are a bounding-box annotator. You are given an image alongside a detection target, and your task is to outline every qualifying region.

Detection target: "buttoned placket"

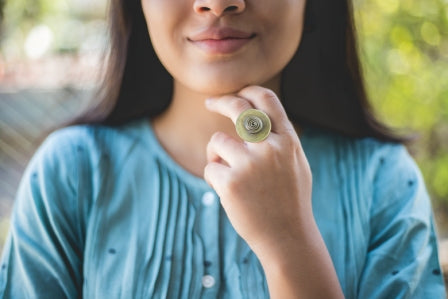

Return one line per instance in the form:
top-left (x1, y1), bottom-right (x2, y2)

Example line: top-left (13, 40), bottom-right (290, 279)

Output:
top-left (198, 190), bottom-right (221, 295)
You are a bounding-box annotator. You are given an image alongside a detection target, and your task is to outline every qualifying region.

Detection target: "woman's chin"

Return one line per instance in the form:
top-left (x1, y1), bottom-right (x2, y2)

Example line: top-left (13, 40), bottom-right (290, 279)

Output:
top-left (174, 69), bottom-right (280, 96)
top-left (188, 78), bottom-right (257, 96)
top-left (199, 85), bottom-right (246, 96)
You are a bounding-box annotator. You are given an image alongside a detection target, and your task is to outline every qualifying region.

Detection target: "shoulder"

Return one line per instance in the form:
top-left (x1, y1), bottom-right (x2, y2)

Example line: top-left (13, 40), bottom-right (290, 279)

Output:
top-left (39, 119), bottom-right (146, 162)
top-left (24, 119), bottom-right (153, 202)
top-left (303, 127), bottom-right (426, 209)
top-left (13, 119), bottom-right (154, 227)
top-left (303, 126), bottom-right (413, 178)
top-left (31, 119), bottom-right (155, 177)
top-left (338, 134), bottom-right (430, 221)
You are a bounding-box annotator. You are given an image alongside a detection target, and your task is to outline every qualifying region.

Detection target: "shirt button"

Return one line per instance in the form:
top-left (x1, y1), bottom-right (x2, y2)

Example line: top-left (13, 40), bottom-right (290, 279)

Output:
top-left (202, 191), bottom-right (216, 206)
top-left (202, 275), bottom-right (215, 288)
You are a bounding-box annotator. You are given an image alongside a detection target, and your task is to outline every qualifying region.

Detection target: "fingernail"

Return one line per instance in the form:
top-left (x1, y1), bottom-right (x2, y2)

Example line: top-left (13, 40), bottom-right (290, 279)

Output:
top-left (205, 98), bottom-right (213, 106)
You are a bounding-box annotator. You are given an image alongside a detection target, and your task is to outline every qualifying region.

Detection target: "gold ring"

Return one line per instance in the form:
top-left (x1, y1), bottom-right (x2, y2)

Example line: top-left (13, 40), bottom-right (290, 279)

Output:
top-left (236, 109), bottom-right (271, 143)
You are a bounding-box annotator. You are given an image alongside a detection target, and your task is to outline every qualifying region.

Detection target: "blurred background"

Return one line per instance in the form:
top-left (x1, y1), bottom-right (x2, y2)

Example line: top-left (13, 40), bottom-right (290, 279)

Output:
top-left (0, 0), bottom-right (106, 250)
top-left (0, 0), bottom-right (447, 286)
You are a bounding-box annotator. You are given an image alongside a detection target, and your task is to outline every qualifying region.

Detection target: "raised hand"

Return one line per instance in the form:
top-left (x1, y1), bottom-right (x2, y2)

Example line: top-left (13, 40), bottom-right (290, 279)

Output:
top-left (204, 85), bottom-right (313, 256)
top-left (204, 85), bottom-right (343, 298)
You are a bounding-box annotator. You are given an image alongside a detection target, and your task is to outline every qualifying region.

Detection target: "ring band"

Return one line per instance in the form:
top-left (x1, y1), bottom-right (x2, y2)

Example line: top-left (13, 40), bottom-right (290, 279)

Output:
top-left (236, 109), bottom-right (271, 143)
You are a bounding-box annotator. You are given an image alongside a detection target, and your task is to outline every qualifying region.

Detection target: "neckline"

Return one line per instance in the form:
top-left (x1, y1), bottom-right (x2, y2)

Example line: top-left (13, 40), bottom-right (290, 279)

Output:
top-left (139, 119), bottom-right (212, 190)
top-left (137, 119), bottom-right (321, 190)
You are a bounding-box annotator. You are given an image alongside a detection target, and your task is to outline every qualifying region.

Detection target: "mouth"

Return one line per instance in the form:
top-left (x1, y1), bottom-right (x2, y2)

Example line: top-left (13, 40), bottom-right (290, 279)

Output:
top-left (188, 27), bottom-right (256, 55)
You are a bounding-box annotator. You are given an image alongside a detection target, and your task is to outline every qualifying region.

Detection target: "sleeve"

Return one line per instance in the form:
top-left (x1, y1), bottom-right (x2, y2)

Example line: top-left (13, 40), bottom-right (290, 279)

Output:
top-left (0, 131), bottom-right (85, 299)
top-left (357, 144), bottom-right (446, 298)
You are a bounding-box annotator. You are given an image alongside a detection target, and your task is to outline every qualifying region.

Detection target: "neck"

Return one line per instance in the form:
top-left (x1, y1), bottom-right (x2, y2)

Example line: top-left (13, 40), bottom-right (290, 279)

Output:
top-left (151, 76), bottom-right (281, 177)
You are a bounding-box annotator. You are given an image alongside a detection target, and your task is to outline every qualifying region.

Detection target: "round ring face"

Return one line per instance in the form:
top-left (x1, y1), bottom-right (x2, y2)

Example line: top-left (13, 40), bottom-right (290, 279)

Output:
top-left (236, 109), bottom-right (271, 142)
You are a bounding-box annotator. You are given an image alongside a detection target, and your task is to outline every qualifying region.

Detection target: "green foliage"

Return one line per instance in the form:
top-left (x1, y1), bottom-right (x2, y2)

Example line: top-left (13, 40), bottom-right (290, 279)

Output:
top-left (1, 0), bottom-right (106, 57)
top-left (355, 0), bottom-right (448, 211)
top-left (0, 0), bottom-right (5, 27)
top-left (3, 0), bottom-right (67, 32)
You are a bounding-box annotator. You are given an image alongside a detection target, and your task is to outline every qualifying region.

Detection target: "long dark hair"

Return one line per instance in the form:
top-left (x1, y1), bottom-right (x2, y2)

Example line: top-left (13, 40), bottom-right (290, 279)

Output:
top-left (71, 0), bottom-right (407, 143)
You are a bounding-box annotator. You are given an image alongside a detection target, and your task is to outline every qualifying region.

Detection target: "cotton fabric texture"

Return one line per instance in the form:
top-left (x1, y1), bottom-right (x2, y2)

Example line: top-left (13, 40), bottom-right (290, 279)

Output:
top-left (0, 119), bottom-right (445, 298)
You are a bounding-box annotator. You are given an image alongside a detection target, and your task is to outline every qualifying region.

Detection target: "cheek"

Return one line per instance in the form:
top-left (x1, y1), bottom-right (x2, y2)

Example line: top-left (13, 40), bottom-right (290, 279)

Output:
top-left (142, 0), bottom-right (186, 69)
top-left (277, 17), bottom-right (304, 62)
top-left (258, 1), bottom-right (306, 64)
top-left (142, 0), bottom-right (174, 43)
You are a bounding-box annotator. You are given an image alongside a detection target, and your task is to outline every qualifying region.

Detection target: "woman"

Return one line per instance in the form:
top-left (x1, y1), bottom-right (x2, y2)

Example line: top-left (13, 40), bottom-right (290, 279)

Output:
top-left (0, 0), bottom-right (445, 298)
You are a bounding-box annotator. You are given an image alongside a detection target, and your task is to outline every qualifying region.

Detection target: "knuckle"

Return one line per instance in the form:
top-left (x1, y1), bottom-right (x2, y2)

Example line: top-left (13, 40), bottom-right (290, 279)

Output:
top-left (285, 136), bottom-right (298, 151)
top-left (261, 89), bottom-right (278, 102)
top-left (206, 139), bottom-right (214, 155)
top-left (203, 164), bottom-right (213, 182)
top-left (281, 132), bottom-right (299, 150)
top-left (306, 165), bottom-right (313, 181)
top-left (229, 97), bottom-right (251, 112)
top-left (302, 161), bottom-right (313, 184)
top-left (261, 142), bottom-right (276, 156)
top-left (210, 131), bottom-right (224, 144)
top-left (267, 136), bottom-right (298, 159)
top-left (226, 177), bottom-right (241, 195)
top-left (242, 155), bottom-right (256, 170)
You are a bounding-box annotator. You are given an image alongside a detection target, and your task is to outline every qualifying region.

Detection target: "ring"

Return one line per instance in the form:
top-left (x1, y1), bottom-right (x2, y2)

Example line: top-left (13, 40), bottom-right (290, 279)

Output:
top-left (236, 109), bottom-right (271, 143)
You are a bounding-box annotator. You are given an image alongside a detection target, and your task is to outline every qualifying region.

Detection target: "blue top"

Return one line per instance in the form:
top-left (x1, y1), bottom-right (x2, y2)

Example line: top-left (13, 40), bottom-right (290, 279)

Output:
top-left (0, 119), bottom-right (445, 298)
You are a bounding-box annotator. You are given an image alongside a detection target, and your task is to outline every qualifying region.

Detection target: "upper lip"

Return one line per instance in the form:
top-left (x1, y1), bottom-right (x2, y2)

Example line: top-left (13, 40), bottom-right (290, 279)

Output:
top-left (189, 27), bottom-right (255, 41)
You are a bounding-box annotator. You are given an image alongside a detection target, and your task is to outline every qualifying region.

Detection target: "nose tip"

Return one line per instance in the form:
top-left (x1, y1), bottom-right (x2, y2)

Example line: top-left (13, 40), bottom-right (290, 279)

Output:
top-left (194, 0), bottom-right (246, 17)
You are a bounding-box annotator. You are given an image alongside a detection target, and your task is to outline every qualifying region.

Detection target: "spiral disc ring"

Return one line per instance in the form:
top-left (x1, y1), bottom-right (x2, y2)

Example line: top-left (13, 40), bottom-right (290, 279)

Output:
top-left (236, 109), bottom-right (271, 142)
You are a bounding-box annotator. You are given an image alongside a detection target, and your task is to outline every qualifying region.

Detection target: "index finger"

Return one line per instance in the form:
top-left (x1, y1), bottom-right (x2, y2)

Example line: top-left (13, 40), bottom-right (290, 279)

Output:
top-left (237, 85), bottom-right (294, 133)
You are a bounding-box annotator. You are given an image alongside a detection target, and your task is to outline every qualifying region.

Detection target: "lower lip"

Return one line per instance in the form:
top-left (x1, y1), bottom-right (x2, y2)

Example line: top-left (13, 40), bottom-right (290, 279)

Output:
top-left (191, 37), bottom-right (253, 55)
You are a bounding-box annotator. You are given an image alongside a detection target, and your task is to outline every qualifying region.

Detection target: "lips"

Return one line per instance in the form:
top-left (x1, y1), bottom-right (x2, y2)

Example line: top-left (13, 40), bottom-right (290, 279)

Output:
top-left (188, 27), bottom-right (255, 55)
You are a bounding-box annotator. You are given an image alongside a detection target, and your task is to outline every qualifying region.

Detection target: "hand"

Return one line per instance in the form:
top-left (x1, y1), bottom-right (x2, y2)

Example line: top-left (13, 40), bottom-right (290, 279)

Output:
top-left (204, 85), bottom-right (313, 257)
top-left (204, 85), bottom-right (344, 298)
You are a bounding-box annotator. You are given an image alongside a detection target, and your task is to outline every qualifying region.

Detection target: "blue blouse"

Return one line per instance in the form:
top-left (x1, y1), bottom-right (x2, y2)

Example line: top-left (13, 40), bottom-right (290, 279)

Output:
top-left (0, 119), bottom-right (445, 298)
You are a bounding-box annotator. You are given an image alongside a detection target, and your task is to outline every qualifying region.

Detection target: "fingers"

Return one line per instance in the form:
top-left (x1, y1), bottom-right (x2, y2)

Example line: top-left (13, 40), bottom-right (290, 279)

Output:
top-left (207, 131), bottom-right (247, 166)
top-left (205, 95), bottom-right (252, 124)
top-left (204, 133), bottom-right (246, 199)
top-left (203, 162), bottom-right (231, 192)
top-left (205, 85), bottom-right (294, 134)
top-left (237, 86), bottom-right (292, 132)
